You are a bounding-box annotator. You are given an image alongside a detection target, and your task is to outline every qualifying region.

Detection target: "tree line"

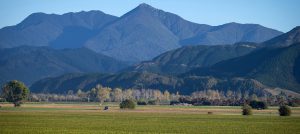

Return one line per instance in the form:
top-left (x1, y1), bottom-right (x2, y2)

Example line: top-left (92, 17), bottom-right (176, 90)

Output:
top-left (25, 85), bottom-right (299, 107)
top-left (1, 81), bottom-right (299, 107)
top-left (28, 84), bottom-right (178, 105)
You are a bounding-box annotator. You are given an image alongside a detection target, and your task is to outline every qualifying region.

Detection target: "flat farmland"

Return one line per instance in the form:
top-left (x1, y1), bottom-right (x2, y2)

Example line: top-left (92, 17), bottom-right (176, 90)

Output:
top-left (0, 103), bottom-right (300, 134)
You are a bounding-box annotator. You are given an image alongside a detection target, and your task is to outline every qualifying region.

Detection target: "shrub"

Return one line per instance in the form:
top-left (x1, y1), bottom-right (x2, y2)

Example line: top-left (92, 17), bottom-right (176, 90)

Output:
top-left (170, 100), bottom-right (180, 105)
top-left (0, 98), bottom-right (5, 102)
top-left (288, 102), bottom-right (299, 107)
top-left (120, 99), bottom-right (135, 109)
top-left (278, 105), bottom-right (291, 116)
top-left (137, 100), bottom-right (147, 105)
top-left (14, 102), bottom-right (21, 107)
top-left (178, 97), bottom-right (192, 104)
top-left (242, 104), bottom-right (252, 115)
top-left (147, 100), bottom-right (158, 105)
top-left (249, 101), bottom-right (268, 110)
top-left (202, 100), bottom-right (212, 106)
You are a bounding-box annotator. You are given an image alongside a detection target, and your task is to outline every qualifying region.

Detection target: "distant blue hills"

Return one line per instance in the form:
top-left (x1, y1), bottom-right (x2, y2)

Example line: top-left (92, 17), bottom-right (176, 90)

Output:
top-left (0, 3), bottom-right (282, 62)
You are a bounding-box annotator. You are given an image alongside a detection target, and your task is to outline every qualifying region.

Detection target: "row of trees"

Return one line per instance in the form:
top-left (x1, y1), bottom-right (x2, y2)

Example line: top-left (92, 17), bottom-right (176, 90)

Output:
top-left (28, 84), bottom-right (179, 104)
top-left (0, 80), bottom-right (294, 116)
top-left (173, 89), bottom-right (299, 107)
top-left (1, 81), bottom-right (299, 107)
top-left (26, 87), bottom-right (299, 107)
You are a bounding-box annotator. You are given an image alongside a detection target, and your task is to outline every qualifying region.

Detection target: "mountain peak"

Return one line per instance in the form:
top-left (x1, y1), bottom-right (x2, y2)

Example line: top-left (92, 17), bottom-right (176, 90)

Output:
top-left (137, 3), bottom-right (155, 9)
top-left (120, 3), bottom-right (161, 19)
top-left (132, 3), bottom-right (159, 13)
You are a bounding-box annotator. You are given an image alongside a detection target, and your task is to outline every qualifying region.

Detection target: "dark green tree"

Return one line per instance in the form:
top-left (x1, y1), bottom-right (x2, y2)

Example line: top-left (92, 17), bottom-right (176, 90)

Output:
top-left (1, 80), bottom-right (29, 107)
top-left (242, 104), bottom-right (252, 115)
top-left (120, 99), bottom-right (135, 109)
top-left (278, 105), bottom-right (291, 116)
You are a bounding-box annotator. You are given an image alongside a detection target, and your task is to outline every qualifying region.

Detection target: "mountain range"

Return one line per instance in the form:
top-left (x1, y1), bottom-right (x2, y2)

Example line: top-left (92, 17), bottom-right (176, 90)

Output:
top-left (0, 3), bottom-right (282, 63)
top-left (126, 27), bottom-right (300, 75)
top-left (30, 27), bottom-right (300, 95)
top-left (1, 3), bottom-right (299, 96)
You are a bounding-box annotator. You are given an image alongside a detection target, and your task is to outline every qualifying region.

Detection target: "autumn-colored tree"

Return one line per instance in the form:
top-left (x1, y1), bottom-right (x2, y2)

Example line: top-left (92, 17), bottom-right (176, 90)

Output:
top-left (96, 85), bottom-right (111, 105)
top-left (112, 88), bottom-right (123, 102)
top-left (163, 90), bottom-right (170, 101)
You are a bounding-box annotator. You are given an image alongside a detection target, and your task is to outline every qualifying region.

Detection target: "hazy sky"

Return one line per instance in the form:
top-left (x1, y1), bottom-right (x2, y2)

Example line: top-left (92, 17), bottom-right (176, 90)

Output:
top-left (0, 0), bottom-right (299, 32)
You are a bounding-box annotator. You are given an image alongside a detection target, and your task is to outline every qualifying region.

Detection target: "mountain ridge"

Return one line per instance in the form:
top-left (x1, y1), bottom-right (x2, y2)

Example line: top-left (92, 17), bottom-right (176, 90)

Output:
top-left (0, 10), bottom-right (117, 48)
top-left (0, 3), bottom-right (283, 62)
top-left (123, 42), bottom-right (259, 74)
top-left (263, 26), bottom-right (300, 47)
top-left (29, 26), bottom-right (300, 94)
top-left (0, 46), bottom-right (128, 86)
top-left (187, 43), bottom-right (300, 93)
top-left (84, 3), bottom-right (282, 62)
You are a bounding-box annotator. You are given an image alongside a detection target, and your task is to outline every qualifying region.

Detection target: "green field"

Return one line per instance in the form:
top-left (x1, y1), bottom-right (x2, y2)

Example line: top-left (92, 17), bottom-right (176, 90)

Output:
top-left (1, 103), bottom-right (300, 134)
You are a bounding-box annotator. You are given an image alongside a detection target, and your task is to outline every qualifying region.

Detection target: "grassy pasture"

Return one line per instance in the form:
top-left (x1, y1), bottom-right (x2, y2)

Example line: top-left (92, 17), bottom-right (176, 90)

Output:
top-left (0, 103), bottom-right (300, 134)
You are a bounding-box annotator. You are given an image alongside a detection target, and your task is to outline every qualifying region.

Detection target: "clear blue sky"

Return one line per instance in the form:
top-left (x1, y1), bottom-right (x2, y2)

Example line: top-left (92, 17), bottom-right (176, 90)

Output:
top-left (0, 0), bottom-right (299, 32)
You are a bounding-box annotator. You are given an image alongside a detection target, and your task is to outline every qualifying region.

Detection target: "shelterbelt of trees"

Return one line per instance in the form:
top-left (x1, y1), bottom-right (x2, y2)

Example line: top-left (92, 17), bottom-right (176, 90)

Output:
top-left (3, 84), bottom-right (298, 107)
